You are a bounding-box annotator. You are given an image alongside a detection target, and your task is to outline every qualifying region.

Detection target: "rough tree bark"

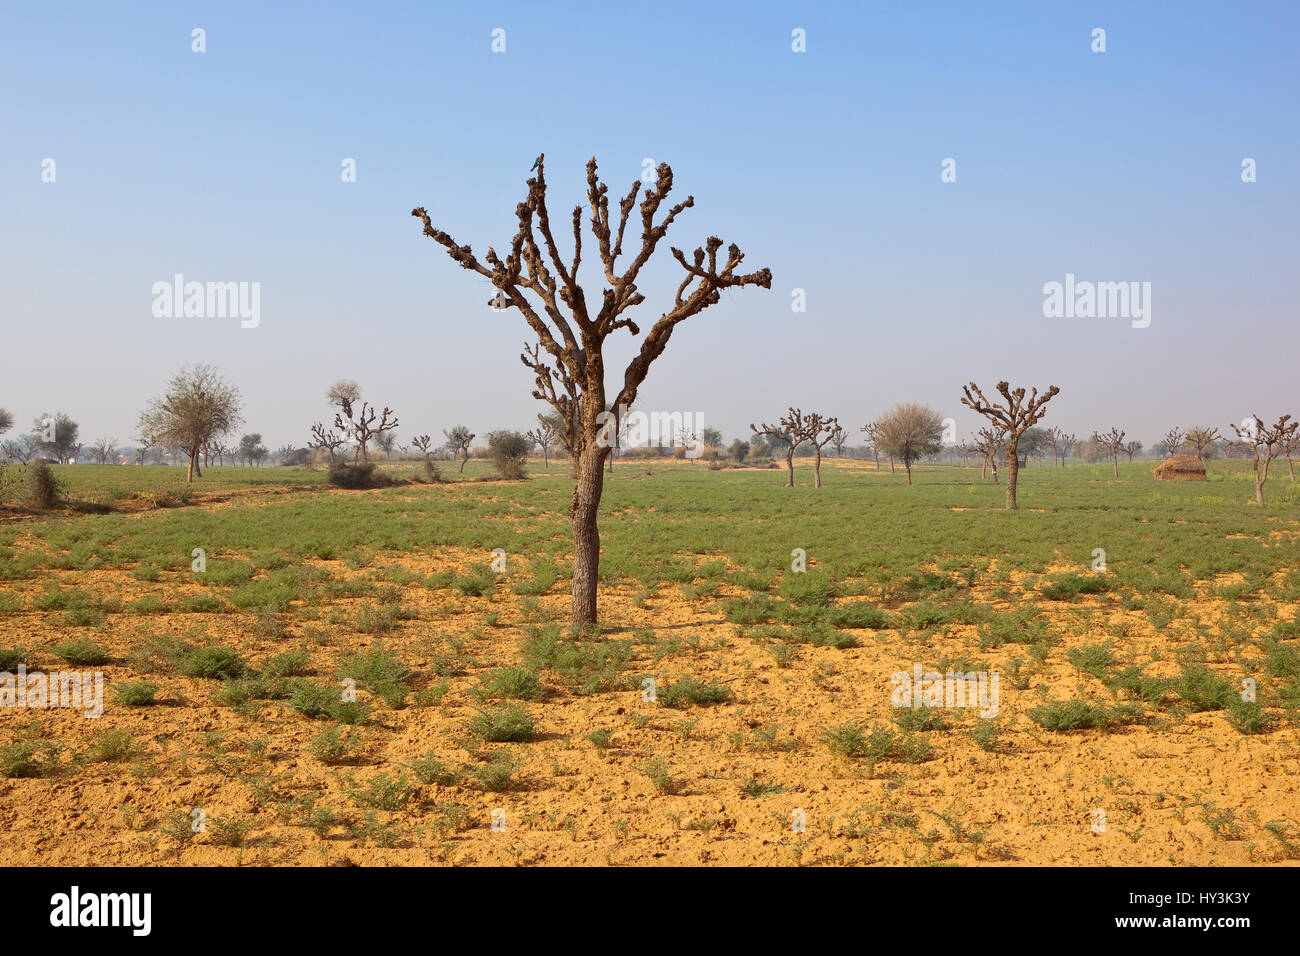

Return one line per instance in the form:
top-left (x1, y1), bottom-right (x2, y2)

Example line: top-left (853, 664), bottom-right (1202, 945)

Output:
top-left (414, 157), bottom-right (770, 627)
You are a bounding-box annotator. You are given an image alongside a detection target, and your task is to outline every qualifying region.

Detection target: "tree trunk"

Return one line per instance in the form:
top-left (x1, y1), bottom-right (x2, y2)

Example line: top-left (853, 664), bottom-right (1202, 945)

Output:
top-left (570, 446), bottom-right (607, 628)
top-left (1112, 455), bottom-right (1119, 478)
top-left (459, 451), bottom-right (468, 473)
top-left (905, 461), bottom-right (912, 485)
top-left (1288, 455), bottom-right (1294, 482)
top-left (1256, 458), bottom-right (1269, 505)
top-left (543, 447), bottom-right (549, 468)
top-left (785, 451), bottom-right (795, 487)
top-left (981, 459), bottom-right (988, 480)
top-left (889, 454), bottom-right (895, 474)
top-left (814, 450), bottom-right (822, 488)
top-left (1004, 438), bottom-right (1019, 509)
top-left (186, 449), bottom-right (200, 483)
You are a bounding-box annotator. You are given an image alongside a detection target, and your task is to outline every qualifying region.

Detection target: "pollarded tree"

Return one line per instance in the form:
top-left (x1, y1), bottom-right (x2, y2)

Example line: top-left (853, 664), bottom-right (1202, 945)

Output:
top-left (971, 426), bottom-right (1006, 482)
top-left (875, 402), bottom-right (944, 486)
top-left (1045, 426), bottom-right (1067, 467)
top-left (752, 410), bottom-right (805, 487)
top-left (1122, 440), bottom-right (1143, 462)
top-left (1092, 427), bottom-right (1126, 478)
top-left (1281, 427), bottom-right (1300, 483)
top-left (1186, 426), bottom-right (1221, 461)
top-left (828, 424), bottom-right (849, 458)
top-left (310, 423), bottom-right (347, 462)
top-left (1058, 432), bottom-right (1078, 466)
top-left (138, 365), bottom-right (242, 482)
top-left (860, 421), bottom-right (884, 469)
top-left (960, 381), bottom-right (1060, 509)
top-left (803, 412), bottom-right (840, 488)
top-left (1159, 427), bottom-right (1186, 459)
top-left (443, 425), bottom-right (475, 473)
top-left (1230, 414), bottom-right (1298, 505)
top-left (414, 157), bottom-right (771, 626)
top-left (336, 398), bottom-right (398, 463)
top-left (525, 422), bottom-right (556, 467)
top-left (375, 431), bottom-right (398, 460)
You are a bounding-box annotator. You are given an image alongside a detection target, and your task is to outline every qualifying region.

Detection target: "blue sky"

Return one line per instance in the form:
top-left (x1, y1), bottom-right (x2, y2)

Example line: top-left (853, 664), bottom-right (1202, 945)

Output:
top-left (2, 1), bottom-right (1297, 451)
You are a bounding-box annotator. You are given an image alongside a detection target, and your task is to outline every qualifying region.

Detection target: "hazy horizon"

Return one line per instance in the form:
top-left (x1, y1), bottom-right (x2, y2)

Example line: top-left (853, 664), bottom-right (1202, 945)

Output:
top-left (3, 0), bottom-right (1297, 454)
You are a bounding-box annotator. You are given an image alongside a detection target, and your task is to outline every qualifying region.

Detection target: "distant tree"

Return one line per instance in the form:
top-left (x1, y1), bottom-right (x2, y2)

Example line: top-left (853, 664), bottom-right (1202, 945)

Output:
top-left (875, 402), bottom-right (944, 486)
top-left (137, 365), bottom-right (242, 482)
top-left (1158, 427), bottom-right (1186, 459)
top-left (444, 425), bottom-right (475, 473)
top-left (335, 398), bottom-right (398, 463)
top-left (32, 412), bottom-right (80, 464)
top-left (239, 433), bottom-right (268, 467)
top-left (752, 410), bottom-right (804, 487)
top-left (701, 427), bottom-right (723, 453)
top-left (525, 422), bottom-right (556, 467)
top-left (1121, 440), bottom-right (1143, 461)
top-left (960, 381), bottom-right (1060, 510)
top-left (0, 408), bottom-right (12, 438)
top-left (1058, 432), bottom-right (1078, 465)
top-left (1281, 428), bottom-right (1300, 483)
top-left (728, 438), bottom-right (749, 463)
top-left (860, 421), bottom-right (884, 469)
top-left (89, 437), bottom-right (117, 465)
top-left (801, 412), bottom-right (840, 488)
top-left (1230, 414), bottom-right (1297, 505)
top-left (971, 427), bottom-right (1006, 482)
top-left (326, 379), bottom-right (362, 411)
top-left (1185, 426), bottom-right (1221, 461)
top-left (828, 424), bottom-right (849, 458)
top-left (1045, 426), bottom-right (1068, 467)
top-left (487, 430), bottom-right (530, 480)
top-left (1092, 427), bottom-right (1127, 478)
top-left (310, 423), bottom-right (346, 462)
top-left (134, 435), bottom-right (153, 466)
top-left (375, 431), bottom-right (398, 460)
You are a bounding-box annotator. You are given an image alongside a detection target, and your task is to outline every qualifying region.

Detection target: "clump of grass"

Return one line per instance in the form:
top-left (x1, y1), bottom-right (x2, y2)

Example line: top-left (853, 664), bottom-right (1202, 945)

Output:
top-left (0, 741), bottom-right (59, 778)
top-left (410, 752), bottom-right (460, 786)
top-left (639, 757), bottom-right (680, 795)
top-left (114, 681), bottom-right (159, 706)
top-left (1225, 698), bottom-right (1271, 735)
top-left (970, 719), bottom-right (1003, 752)
top-left (91, 729), bottom-right (136, 762)
top-left (1028, 699), bottom-right (1144, 731)
top-left (308, 726), bottom-right (364, 764)
top-left (467, 750), bottom-right (521, 792)
top-left (466, 704), bottom-right (535, 742)
top-left (126, 634), bottom-right (193, 673)
top-left (1174, 665), bottom-right (1235, 712)
top-left (264, 647), bottom-right (312, 678)
top-left (336, 646), bottom-right (409, 688)
top-left (658, 676), bottom-right (731, 709)
top-left (0, 647), bottom-right (28, 671)
top-left (351, 772), bottom-right (416, 811)
top-left (586, 728), bottom-right (612, 750)
top-left (179, 646), bottom-right (247, 679)
top-left (50, 637), bottom-right (110, 666)
top-left (454, 566), bottom-right (495, 596)
top-left (1040, 573), bottom-right (1110, 601)
top-left (478, 666), bottom-right (547, 701)
top-left (821, 722), bottom-right (930, 765)
top-left (208, 816), bottom-right (255, 847)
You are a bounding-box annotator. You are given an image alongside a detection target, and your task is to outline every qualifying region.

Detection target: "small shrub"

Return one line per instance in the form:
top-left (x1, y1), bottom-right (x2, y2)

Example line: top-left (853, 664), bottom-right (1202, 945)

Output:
top-left (327, 461), bottom-right (394, 489)
top-left (26, 462), bottom-right (63, 509)
top-left (179, 646), bottom-right (247, 679)
top-left (466, 704), bottom-right (535, 742)
top-left (114, 681), bottom-right (159, 706)
top-left (486, 430), bottom-right (530, 480)
top-left (658, 676), bottom-right (731, 709)
top-left (51, 638), bottom-right (110, 666)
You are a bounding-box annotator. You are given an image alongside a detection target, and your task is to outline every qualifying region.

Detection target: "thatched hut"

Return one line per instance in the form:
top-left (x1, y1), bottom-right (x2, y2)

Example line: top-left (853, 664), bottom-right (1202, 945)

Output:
top-left (1152, 454), bottom-right (1207, 481)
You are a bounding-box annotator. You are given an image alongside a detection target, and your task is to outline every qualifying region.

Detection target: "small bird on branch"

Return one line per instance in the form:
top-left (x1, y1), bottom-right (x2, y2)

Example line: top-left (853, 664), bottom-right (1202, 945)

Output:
top-left (530, 153), bottom-right (543, 171)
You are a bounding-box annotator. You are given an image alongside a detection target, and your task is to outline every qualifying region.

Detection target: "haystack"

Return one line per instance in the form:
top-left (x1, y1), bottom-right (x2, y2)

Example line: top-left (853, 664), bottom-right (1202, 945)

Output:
top-left (1152, 454), bottom-right (1206, 481)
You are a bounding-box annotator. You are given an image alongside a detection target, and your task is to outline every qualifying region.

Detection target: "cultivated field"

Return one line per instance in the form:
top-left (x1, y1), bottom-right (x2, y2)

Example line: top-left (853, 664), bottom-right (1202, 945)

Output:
top-left (2, 458), bottom-right (1298, 866)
